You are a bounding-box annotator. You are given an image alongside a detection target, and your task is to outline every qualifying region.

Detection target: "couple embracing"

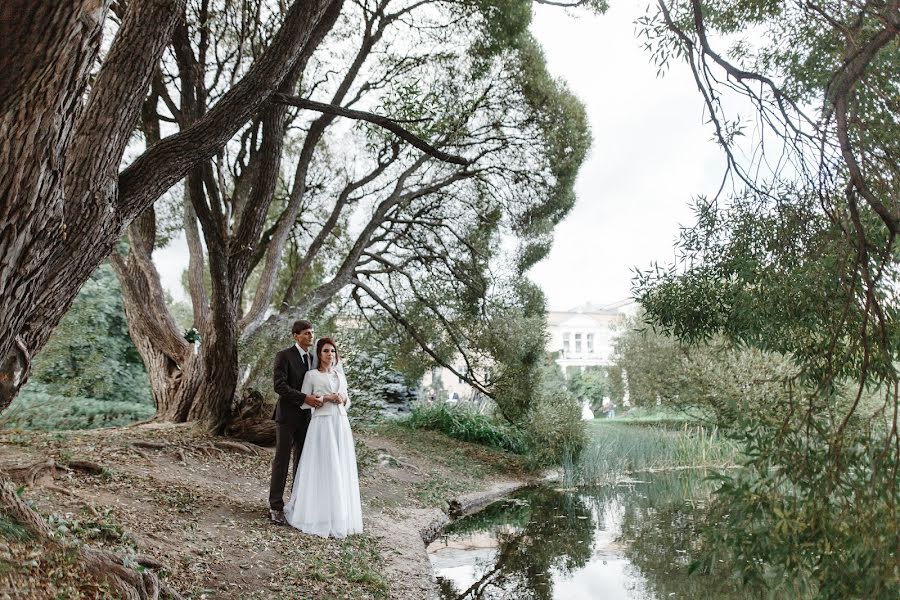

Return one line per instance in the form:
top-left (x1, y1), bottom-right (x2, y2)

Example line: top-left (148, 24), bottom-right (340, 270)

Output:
top-left (267, 319), bottom-right (363, 538)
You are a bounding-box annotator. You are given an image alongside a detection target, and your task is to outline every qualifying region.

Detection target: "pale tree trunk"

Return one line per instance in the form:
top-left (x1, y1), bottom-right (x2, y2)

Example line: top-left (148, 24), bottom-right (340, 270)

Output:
top-left (107, 1), bottom-right (344, 433)
top-left (110, 210), bottom-right (204, 422)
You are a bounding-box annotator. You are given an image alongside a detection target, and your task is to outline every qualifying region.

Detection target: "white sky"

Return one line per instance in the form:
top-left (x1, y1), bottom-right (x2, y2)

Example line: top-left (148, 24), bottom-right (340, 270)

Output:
top-left (154, 2), bottom-right (728, 310)
top-left (527, 2), bottom-right (726, 311)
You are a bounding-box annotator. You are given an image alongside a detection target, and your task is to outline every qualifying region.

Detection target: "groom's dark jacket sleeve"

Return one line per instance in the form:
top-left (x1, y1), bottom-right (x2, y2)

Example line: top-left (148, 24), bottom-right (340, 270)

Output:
top-left (273, 349), bottom-right (307, 410)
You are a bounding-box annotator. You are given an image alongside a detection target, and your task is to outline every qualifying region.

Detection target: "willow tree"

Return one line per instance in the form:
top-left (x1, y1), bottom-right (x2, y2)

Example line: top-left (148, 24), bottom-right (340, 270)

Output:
top-left (637, 1), bottom-right (898, 596)
top-left (112, 0), bottom-right (592, 439)
top-left (0, 0), bottom-right (347, 414)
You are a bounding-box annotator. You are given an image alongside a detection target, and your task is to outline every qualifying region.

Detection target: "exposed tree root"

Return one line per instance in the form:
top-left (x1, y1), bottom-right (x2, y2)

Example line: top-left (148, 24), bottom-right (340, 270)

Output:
top-left (131, 447), bottom-right (152, 460)
top-left (225, 388), bottom-right (276, 445)
top-left (0, 477), bottom-right (181, 599)
top-left (44, 483), bottom-right (75, 497)
top-left (64, 459), bottom-right (105, 475)
top-left (194, 443), bottom-right (225, 458)
top-left (2, 457), bottom-right (106, 487)
top-left (0, 476), bottom-right (53, 538)
top-left (136, 554), bottom-right (166, 570)
top-left (212, 440), bottom-right (257, 454)
top-left (132, 441), bottom-right (168, 450)
top-left (129, 438), bottom-right (258, 463)
top-left (0, 457), bottom-right (58, 486)
top-left (43, 484), bottom-right (101, 517)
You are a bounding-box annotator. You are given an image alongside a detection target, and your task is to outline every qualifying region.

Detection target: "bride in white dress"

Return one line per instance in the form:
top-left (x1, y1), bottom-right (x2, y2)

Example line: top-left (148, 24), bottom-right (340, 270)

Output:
top-left (284, 337), bottom-right (363, 537)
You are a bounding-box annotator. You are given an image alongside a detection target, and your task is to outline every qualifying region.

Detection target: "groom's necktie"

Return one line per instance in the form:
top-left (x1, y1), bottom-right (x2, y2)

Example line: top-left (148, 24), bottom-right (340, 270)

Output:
top-left (302, 352), bottom-right (309, 370)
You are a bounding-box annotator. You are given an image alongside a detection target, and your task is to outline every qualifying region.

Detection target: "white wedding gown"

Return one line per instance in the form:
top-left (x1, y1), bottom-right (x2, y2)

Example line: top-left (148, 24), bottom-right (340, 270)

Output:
top-left (284, 368), bottom-right (363, 538)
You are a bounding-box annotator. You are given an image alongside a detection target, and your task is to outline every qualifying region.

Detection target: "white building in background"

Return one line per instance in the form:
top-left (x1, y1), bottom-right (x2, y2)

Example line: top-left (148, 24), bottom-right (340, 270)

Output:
top-left (547, 299), bottom-right (635, 374)
top-left (420, 299), bottom-right (636, 400)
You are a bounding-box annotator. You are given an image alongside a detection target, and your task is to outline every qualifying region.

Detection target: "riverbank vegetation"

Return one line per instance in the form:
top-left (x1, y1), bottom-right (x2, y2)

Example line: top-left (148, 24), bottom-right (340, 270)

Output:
top-left (562, 420), bottom-right (740, 485)
top-left (635, 2), bottom-right (899, 598)
top-left (401, 395), bottom-right (586, 467)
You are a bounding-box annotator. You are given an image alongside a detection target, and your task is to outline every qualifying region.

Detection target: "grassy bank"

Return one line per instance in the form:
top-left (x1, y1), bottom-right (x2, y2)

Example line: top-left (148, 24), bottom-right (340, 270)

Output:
top-left (401, 402), bottom-right (528, 455)
top-left (563, 419), bottom-right (741, 485)
top-left (0, 421), bottom-right (529, 599)
top-left (399, 400), bottom-right (587, 469)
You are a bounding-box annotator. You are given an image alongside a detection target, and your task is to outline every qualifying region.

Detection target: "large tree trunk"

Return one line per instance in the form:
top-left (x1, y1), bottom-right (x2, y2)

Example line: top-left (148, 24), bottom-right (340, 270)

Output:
top-left (0, 0), bottom-right (183, 410)
top-left (0, 1), bottom-right (111, 410)
top-left (110, 2), bottom-right (344, 435)
top-left (111, 245), bottom-right (205, 421)
top-left (0, 0), bottom-right (341, 414)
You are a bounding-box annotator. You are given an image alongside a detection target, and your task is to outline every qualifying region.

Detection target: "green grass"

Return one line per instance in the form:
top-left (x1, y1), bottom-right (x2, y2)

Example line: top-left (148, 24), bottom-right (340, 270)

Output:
top-left (564, 420), bottom-right (742, 485)
top-left (307, 535), bottom-right (389, 599)
top-left (401, 402), bottom-right (529, 455)
top-left (613, 405), bottom-right (711, 428)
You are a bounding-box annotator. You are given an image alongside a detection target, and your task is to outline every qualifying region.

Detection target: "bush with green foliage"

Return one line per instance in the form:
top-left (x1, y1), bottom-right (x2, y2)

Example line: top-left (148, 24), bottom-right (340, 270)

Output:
top-left (1, 264), bottom-right (153, 430)
top-left (637, 1), bottom-right (899, 596)
top-left (0, 384), bottom-right (155, 431)
top-left (403, 402), bottom-right (528, 455)
top-left (523, 391), bottom-right (586, 466)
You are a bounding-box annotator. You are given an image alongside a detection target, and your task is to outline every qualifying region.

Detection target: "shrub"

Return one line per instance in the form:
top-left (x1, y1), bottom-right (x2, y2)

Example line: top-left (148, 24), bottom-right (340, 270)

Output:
top-left (343, 348), bottom-right (418, 424)
top-left (402, 402), bottom-right (529, 455)
top-left (523, 392), bottom-right (586, 466)
top-left (0, 384), bottom-right (154, 431)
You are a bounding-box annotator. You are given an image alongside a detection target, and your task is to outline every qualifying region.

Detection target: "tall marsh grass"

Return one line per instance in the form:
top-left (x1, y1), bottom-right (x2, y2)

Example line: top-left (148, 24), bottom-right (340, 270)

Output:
top-left (563, 421), bottom-right (741, 486)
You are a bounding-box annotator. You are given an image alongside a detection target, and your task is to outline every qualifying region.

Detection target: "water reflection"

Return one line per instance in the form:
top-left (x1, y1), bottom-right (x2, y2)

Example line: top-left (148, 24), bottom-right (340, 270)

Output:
top-left (428, 472), bottom-right (765, 600)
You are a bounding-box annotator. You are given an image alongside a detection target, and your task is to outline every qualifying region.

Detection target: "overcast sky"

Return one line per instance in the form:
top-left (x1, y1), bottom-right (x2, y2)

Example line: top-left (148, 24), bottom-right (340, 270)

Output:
top-left (527, 2), bottom-right (725, 311)
top-left (155, 2), bottom-right (728, 310)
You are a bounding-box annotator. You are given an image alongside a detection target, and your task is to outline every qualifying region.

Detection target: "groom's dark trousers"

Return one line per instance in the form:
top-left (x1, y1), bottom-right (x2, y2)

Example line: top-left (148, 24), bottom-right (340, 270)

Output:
top-left (269, 346), bottom-right (312, 511)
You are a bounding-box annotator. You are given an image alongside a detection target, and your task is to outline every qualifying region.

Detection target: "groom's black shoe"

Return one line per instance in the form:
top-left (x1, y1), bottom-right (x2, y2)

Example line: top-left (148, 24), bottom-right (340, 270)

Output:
top-left (269, 509), bottom-right (287, 525)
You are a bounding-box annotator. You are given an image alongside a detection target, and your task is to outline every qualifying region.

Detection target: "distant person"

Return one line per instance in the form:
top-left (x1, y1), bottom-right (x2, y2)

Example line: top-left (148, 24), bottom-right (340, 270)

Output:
top-left (581, 399), bottom-right (595, 420)
top-left (284, 337), bottom-right (362, 537)
top-left (601, 397), bottom-right (615, 419)
top-left (268, 319), bottom-right (321, 525)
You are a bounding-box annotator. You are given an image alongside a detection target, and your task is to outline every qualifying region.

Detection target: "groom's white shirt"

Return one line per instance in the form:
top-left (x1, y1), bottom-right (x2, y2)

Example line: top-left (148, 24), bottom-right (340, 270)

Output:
top-left (293, 342), bottom-right (315, 368)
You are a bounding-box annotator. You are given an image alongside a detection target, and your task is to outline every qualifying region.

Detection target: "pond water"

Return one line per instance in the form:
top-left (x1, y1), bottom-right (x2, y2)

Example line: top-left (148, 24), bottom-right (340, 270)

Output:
top-left (427, 472), bottom-right (761, 600)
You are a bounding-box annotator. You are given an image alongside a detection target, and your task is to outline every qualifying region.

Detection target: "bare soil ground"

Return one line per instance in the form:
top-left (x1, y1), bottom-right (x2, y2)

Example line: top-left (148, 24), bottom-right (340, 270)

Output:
top-left (0, 421), bottom-right (530, 599)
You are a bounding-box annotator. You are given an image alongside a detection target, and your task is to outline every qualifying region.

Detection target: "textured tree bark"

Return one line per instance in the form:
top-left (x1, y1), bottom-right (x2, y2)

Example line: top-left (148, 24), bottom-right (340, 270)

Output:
top-left (110, 242), bottom-right (203, 422)
top-left (0, 1), bottom-right (111, 411)
top-left (225, 387), bottom-right (277, 445)
top-left (0, 0), bottom-right (341, 416)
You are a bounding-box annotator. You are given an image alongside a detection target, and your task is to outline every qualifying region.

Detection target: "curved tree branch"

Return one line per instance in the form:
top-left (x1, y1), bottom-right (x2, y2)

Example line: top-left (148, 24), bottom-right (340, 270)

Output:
top-left (271, 93), bottom-right (471, 165)
top-left (351, 276), bottom-right (493, 398)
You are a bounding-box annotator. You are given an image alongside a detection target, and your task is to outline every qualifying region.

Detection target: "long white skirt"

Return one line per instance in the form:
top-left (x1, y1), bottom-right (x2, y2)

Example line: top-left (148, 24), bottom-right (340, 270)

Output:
top-left (284, 413), bottom-right (363, 538)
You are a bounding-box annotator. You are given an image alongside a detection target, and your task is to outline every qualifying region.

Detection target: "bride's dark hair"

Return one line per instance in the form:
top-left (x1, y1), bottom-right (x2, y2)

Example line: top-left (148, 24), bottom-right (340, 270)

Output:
top-left (316, 337), bottom-right (340, 365)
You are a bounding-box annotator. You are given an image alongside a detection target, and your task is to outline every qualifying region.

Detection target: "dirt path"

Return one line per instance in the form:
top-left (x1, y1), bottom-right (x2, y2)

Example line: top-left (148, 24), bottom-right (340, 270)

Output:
top-left (0, 422), bottom-right (530, 599)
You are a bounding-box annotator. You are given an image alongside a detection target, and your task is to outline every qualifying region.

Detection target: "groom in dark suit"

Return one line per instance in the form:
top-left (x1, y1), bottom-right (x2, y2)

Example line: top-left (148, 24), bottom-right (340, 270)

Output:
top-left (268, 319), bottom-right (323, 525)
